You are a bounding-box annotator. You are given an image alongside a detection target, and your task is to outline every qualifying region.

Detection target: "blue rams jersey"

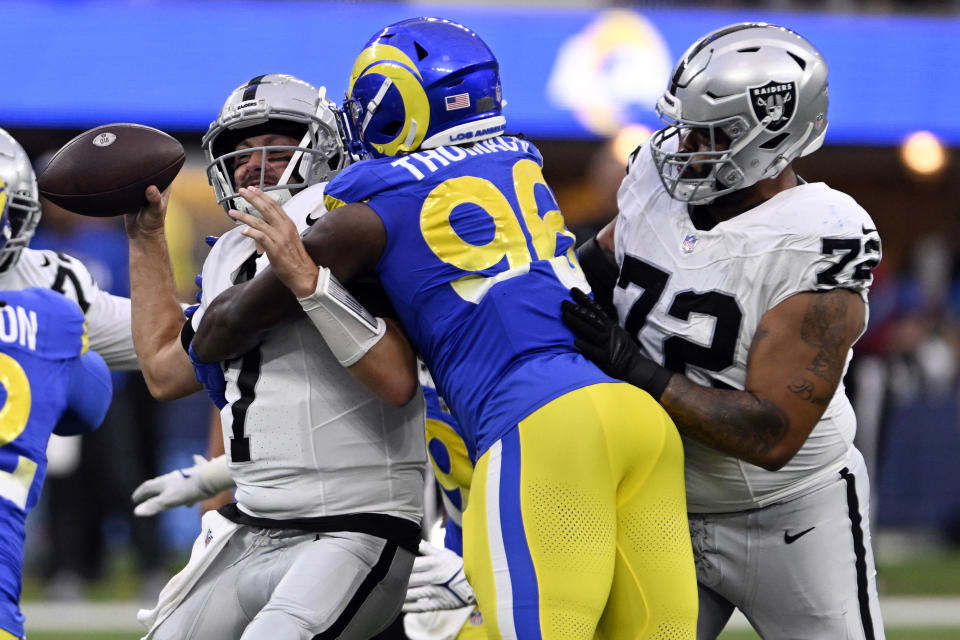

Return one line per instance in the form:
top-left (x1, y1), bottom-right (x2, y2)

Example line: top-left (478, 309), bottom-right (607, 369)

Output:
top-left (0, 288), bottom-right (110, 638)
top-left (421, 369), bottom-right (470, 556)
top-left (325, 136), bottom-right (612, 457)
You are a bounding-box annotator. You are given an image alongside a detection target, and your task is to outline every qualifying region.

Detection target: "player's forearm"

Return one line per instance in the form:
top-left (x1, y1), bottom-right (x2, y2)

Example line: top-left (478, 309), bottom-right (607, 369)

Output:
top-left (346, 319), bottom-right (419, 406)
top-left (192, 272), bottom-right (301, 361)
top-left (128, 232), bottom-right (199, 398)
top-left (659, 375), bottom-right (795, 471)
top-left (577, 225), bottom-right (619, 316)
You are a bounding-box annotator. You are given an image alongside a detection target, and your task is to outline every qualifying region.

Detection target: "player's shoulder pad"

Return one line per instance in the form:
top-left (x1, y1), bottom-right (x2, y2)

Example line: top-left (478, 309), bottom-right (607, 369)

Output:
top-left (32, 248), bottom-right (96, 281)
top-left (625, 140), bottom-right (650, 176)
top-left (283, 183), bottom-right (327, 231)
top-left (772, 183), bottom-right (878, 246)
top-left (3, 286), bottom-right (80, 317)
top-left (756, 184), bottom-right (881, 298)
top-left (204, 225), bottom-right (249, 266)
top-left (617, 141), bottom-right (664, 224)
top-left (198, 224), bottom-right (259, 304)
top-left (516, 137), bottom-right (544, 165)
top-left (323, 157), bottom-right (394, 212)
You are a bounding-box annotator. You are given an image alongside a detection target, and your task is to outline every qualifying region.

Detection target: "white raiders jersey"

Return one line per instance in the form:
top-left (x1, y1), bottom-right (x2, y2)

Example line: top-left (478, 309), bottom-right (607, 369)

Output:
top-left (0, 248), bottom-right (138, 370)
top-left (190, 183), bottom-right (427, 523)
top-left (614, 143), bottom-right (881, 513)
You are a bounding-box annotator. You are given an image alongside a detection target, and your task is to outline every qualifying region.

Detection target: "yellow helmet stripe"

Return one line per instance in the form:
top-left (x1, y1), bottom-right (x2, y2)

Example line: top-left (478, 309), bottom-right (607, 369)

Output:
top-left (348, 44), bottom-right (422, 96)
top-left (348, 44), bottom-right (431, 156)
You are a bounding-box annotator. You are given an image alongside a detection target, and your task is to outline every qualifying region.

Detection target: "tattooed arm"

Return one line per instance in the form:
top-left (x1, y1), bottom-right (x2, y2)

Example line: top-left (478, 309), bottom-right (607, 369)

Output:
top-left (660, 288), bottom-right (865, 471)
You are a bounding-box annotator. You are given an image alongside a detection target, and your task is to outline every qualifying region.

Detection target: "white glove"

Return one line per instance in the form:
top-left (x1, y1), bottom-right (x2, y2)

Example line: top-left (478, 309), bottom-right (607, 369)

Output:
top-left (131, 454), bottom-right (234, 517)
top-left (403, 540), bottom-right (476, 613)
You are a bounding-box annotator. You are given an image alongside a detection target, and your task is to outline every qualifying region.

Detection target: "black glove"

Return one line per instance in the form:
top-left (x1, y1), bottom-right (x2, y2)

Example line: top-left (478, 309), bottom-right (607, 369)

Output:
top-left (561, 287), bottom-right (673, 400)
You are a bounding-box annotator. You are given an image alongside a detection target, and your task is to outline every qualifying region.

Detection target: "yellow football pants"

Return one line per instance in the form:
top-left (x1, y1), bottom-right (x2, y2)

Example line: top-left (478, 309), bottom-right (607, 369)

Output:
top-left (463, 382), bottom-right (697, 640)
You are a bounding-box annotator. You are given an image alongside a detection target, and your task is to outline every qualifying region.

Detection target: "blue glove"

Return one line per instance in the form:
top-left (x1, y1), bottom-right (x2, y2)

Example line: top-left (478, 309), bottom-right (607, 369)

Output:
top-left (194, 274), bottom-right (203, 303)
top-left (205, 235), bottom-right (219, 247)
top-left (188, 341), bottom-right (227, 410)
top-left (184, 304), bottom-right (199, 320)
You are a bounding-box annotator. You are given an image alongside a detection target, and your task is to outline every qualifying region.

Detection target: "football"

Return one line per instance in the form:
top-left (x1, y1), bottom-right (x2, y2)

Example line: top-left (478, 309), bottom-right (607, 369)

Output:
top-left (37, 123), bottom-right (186, 217)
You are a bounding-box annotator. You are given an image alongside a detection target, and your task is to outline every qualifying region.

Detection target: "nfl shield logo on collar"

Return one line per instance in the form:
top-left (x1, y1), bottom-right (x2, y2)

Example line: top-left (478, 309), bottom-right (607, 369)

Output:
top-left (681, 234), bottom-right (697, 253)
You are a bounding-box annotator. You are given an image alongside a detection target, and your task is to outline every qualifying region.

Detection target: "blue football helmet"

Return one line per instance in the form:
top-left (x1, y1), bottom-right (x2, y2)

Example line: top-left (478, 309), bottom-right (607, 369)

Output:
top-left (345, 17), bottom-right (505, 157)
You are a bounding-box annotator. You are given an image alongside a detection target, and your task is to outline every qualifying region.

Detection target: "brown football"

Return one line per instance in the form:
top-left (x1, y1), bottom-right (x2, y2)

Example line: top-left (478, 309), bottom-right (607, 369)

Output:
top-left (37, 123), bottom-right (186, 217)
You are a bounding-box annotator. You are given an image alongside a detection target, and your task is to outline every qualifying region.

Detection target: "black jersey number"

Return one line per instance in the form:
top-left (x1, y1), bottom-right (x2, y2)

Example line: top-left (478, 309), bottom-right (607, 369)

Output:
top-left (227, 351), bottom-right (260, 463)
top-left (817, 237), bottom-right (880, 285)
top-left (50, 254), bottom-right (91, 313)
top-left (226, 252), bottom-right (262, 463)
top-left (619, 254), bottom-right (742, 384)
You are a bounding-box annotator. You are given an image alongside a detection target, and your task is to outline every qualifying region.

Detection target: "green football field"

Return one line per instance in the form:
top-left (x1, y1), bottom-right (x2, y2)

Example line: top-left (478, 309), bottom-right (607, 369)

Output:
top-left (20, 546), bottom-right (960, 638)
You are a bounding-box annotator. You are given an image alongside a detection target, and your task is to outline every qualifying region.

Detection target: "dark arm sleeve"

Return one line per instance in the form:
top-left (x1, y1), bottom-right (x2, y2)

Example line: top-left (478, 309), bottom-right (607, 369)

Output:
top-left (54, 351), bottom-right (113, 436)
top-left (346, 272), bottom-right (397, 320)
top-left (577, 235), bottom-right (620, 319)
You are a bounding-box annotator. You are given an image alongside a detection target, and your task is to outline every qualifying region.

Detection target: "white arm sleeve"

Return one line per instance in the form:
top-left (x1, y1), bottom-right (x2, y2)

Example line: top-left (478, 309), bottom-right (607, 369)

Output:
top-left (297, 267), bottom-right (387, 367)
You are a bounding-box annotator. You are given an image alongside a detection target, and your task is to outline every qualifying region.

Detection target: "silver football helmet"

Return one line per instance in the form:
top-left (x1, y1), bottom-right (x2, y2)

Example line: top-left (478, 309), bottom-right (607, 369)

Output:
top-left (203, 74), bottom-right (349, 217)
top-left (650, 23), bottom-right (828, 204)
top-left (0, 129), bottom-right (42, 274)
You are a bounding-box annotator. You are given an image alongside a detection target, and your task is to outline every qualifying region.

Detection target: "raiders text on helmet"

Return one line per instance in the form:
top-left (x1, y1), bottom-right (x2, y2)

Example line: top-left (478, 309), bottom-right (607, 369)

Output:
top-left (202, 74), bottom-right (350, 218)
top-left (0, 129), bottom-right (42, 274)
top-left (345, 17), bottom-right (505, 157)
top-left (650, 23), bottom-right (829, 204)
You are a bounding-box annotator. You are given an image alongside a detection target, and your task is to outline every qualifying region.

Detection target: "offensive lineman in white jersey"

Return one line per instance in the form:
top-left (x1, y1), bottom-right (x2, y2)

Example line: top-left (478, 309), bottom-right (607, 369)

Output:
top-left (563, 24), bottom-right (885, 639)
top-left (0, 128), bottom-right (138, 370)
top-left (125, 74), bottom-right (427, 640)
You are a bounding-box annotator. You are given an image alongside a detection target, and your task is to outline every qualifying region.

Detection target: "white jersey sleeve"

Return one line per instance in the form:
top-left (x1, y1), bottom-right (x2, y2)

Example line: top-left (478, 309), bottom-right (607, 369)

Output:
top-left (761, 186), bottom-right (880, 308)
top-left (614, 144), bottom-right (881, 512)
top-left (0, 248), bottom-right (138, 370)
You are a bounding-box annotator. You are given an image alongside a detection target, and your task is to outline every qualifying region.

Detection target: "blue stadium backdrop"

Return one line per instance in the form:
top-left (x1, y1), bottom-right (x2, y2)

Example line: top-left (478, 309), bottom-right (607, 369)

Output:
top-left (2, 1), bottom-right (958, 144)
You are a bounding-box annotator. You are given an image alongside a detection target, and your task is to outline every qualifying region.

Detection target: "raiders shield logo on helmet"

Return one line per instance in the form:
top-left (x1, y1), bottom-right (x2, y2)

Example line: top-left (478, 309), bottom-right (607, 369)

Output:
top-left (748, 81), bottom-right (796, 131)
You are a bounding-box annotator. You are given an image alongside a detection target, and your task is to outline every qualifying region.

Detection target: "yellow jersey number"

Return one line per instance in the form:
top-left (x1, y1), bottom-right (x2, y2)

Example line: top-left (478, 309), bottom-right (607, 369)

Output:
top-left (0, 353), bottom-right (38, 510)
top-left (419, 159), bottom-right (588, 303)
top-left (426, 415), bottom-right (473, 529)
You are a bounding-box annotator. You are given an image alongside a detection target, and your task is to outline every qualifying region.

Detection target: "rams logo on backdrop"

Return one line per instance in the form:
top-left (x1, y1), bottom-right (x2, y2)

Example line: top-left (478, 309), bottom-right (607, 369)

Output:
top-left (348, 44), bottom-right (431, 156)
top-left (749, 81), bottom-right (797, 132)
top-left (547, 10), bottom-right (673, 136)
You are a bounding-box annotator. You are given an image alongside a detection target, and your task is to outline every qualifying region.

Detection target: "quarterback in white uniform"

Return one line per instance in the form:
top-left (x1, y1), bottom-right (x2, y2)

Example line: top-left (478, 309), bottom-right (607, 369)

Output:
top-left (564, 23), bottom-right (884, 639)
top-left (126, 75), bottom-right (426, 640)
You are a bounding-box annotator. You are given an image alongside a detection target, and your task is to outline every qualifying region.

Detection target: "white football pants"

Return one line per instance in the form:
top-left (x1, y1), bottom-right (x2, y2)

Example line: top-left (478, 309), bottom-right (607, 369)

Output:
top-left (150, 526), bottom-right (413, 640)
top-left (690, 447), bottom-right (885, 640)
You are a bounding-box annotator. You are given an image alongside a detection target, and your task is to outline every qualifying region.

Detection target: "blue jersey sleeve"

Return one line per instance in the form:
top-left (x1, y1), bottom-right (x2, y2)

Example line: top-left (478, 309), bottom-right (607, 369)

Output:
top-left (54, 351), bottom-right (112, 436)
